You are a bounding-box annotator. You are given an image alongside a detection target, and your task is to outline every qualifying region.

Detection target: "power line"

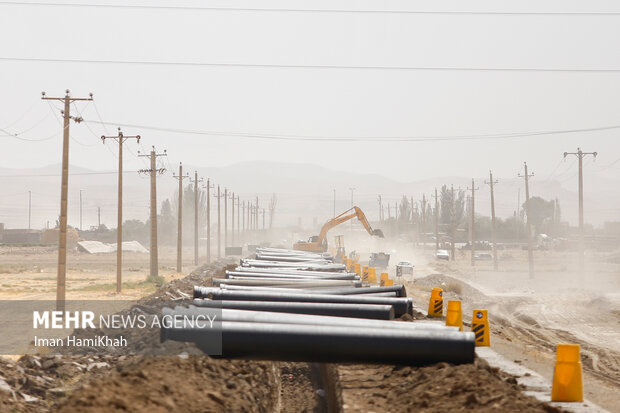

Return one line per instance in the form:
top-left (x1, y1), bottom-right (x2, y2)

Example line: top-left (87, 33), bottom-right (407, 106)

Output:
top-left (1, 57), bottom-right (620, 73)
top-left (1, 1), bottom-right (620, 16)
top-left (83, 119), bottom-right (620, 142)
top-left (0, 171), bottom-right (138, 178)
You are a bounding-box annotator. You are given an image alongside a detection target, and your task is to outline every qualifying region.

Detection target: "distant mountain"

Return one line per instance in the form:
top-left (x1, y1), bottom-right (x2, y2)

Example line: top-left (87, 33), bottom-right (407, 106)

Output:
top-left (0, 161), bottom-right (617, 230)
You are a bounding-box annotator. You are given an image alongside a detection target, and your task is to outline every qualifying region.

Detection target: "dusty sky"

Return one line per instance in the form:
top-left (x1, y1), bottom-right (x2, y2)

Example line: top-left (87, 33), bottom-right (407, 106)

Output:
top-left (1, 0), bottom-right (620, 184)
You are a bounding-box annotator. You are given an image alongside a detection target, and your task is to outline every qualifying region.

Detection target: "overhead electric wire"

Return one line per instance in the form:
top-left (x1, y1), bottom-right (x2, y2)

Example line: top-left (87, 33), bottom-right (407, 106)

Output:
top-left (83, 119), bottom-right (620, 142)
top-left (2, 57), bottom-right (620, 73)
top-left (1, 1), bottom-right (620, 16)
top-left (0, 171), bottom-right (139, 178)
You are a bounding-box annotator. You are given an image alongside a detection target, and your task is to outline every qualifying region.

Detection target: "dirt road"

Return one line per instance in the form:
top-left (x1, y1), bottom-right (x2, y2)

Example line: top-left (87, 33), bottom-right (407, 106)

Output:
top-left (402, 249), bottom-right (620, 412)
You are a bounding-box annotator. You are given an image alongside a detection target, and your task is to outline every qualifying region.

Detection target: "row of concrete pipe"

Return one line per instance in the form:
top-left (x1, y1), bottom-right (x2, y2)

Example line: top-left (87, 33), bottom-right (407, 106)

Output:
top-left (161, 247), bottom-right (475, 365)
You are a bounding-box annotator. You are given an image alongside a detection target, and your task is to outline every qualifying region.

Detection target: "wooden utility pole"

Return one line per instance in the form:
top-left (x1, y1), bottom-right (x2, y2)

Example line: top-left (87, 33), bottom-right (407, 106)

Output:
top-left (242, 200), bottom-right (246, 242)
top-left (564, 148), bottom-right (597, 279)
top-left (203, 179), bottom-right (214, 263)
top-left (231, 192), bottom-right (235, 246)
top-left (485, 171), bottom-right (499, 270)
top-left (262, 208), bottom-right (266, 230)
top-left (97, 206), bottom-right (101, 229)
top-left (377, 195), bottom-right (383, 222)
top-left (190, 172), bottom-right (203, 265)
top-left (215, 185), bottom-right (222, 258)
top-left (255, 197), bottom-right (259, 231)
top-left (450, 185), bottom-right (456, 261)
top-left (468, 179), bottom-right (480, 266)
top-left (518, 163), bottom-right (535, 279)
top-left (138, 147), bottom-right (166, 280)
top-left (42, 90), bottom-right (92, 311)
top-left (173, 163), bottom-right (189, 272)
top-left (433, 188), bottom-right (439, 251)
top-left (224, 188), bottom-right (229, 247)
top-left (237, 195), bottom-right (240, 242)
top-left (101, 128), bottom-right (140, 292)
top-left (421, 194), bottom-right (427, 245)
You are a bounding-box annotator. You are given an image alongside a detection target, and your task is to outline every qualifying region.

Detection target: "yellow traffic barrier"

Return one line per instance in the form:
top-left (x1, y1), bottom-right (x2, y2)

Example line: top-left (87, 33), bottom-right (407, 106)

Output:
top-left (379, 272), bottom-right (389, 286)
top-left (362, 266), bottom-right (369, 282)
top-left (427, 288), bottom-right (443, 317)
top-left (354, 263), bottom-right (361, 276)
top-left (471, 309), bottom-right (490, 346)
top-left (551, 344), bottom-right (583, 402)
top-left (445, 300), bottom-right (463, 331)
top-left (385, 279), bottom-right (394, 286)
top-left (368, 267), bottom-right (377, 283)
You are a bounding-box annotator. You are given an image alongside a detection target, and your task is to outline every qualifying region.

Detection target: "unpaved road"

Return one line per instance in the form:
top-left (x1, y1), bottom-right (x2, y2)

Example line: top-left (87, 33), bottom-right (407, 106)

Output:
top-left (402, 249), bottom-right (620, 412)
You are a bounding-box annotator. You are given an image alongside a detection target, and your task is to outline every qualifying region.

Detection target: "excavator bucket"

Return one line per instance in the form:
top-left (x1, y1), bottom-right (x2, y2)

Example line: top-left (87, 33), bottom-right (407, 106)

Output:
top-left (372, 229), bottom-right (385, 238)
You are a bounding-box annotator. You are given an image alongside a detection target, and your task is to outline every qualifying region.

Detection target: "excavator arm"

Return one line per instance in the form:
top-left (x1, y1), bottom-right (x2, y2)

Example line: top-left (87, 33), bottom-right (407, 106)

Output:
top-left (316, 207), bottom-right (384, 246)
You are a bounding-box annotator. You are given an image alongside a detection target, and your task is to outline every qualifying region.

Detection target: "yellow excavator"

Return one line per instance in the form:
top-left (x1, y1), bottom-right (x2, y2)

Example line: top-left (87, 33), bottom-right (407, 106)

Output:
top-left (293, 206), bottom-right (384, 253)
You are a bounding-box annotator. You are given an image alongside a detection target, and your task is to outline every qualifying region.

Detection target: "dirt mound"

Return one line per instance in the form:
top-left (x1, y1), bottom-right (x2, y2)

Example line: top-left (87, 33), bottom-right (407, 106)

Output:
top-left (52, 355), bottom-right (279, 413)
top-left (339, 358), bottom-right (566, 413)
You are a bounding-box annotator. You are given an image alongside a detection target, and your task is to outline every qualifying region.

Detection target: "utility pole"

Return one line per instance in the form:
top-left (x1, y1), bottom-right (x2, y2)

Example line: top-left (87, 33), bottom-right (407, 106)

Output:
top-left (433, 188), bottom-right (439, 251)
top-left (42, 90), bottom-right (92, 311)
top-left (377, 195), bottom-right (383, 222)
top-left (468, 180), bottom-right (480, 266)
top-left (215, 185), bottom-right (222, 258)
top-left (564, 148), bottom-right (597, 279)
top-left (79, 189), bottom-right (83, 231)
top-left (237, 195), bottom-right (240, 242)
top-left (190, 172), bottom-right (203, 265)
top-left (202, 179), bottom-right (214, 263)
top-left (101, 127), bottom-right (140, 293)
top-left (450, 185), bottom-right (456, 261)
top-left (242, 200), bottom-right (246, 242)
top-left (485, 171), bottom-right (499, 270)
top-left (518, 163), bottom-right (535, 279)
top-left (516, 189), bottom-right (521, 244)
top-left (262, 208), bottom-right (266, 230)
top-left (173, 163), bottom-right (189, 273)
top-left (97, 206), bottom-right (101, 229)
top-left (224, 188), bottom-right (229, 248)
top-left (28, 191), bottom-right (31, 231)
top-left (255, 197), bottom-right (259, 231)
top-left (138, 146), bottom-right (166, 280)
top-left (348, 187), bottom-right (356, 228)
top-left (231, 192), bottom-right (235, 246)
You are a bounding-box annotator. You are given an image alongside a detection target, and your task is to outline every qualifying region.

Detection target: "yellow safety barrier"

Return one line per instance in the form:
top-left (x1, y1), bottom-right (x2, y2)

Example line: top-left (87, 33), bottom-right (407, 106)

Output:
top-left (362, 266), bottom-right (369, 282)
top-left (385, 279), bottom-right (394, 286)
top-left (368, 267), bottom-right (377, 283)
top-left (445, 300), bottom-right (463, 331)
top-left (354, 263), bottom-right (361, 276)
top-left (345, 259), bottom-right (351, 271)
top-left (471, 309), bottom-right (490, 346)
top-left (379, 273), bottom-right (389, 286)
top-left (551, 344), bottom-right (583, 402)
top-left (427, 288), bottom-right (443, 317)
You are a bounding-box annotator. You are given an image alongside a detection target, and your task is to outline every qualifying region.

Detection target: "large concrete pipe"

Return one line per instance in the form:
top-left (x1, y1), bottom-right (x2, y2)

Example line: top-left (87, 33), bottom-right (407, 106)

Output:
top-left (314, 285), bottom-right (408, 297)
top-left (212, 278), bottom-right (362, 288)
top-left (160, 320), bottom-right (475, 365)
top-left (217, 285), bottom-right (398, 297)
top-left (164, 306), bottom-right (457, 332)
top-left (225, 271), bottom-right (359, 281)
top-left (193, 287), bottom-right (413, 317)
top-left (233, 267), bottom-right (354, 277)
top-left (193, 299), bottom-right (395, 320)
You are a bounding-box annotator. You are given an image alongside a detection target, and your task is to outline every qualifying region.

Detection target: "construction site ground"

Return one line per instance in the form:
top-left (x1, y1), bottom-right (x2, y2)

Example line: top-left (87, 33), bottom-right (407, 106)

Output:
top-left (0, 245), bottom-right (618, 412)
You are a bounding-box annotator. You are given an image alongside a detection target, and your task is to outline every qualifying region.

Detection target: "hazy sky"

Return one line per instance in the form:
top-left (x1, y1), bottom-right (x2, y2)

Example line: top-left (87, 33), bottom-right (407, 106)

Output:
top-left (1, 0), bottom-right (620, 183)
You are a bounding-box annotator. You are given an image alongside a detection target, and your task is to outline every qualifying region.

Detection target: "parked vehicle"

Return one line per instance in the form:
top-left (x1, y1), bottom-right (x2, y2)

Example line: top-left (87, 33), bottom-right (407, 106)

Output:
top-left (396, 261), bottom-right (414, 277)
top-left (436, 249), bottom-right (450, 261)
top-left (474, 253), bottom-right (493, 261)
top-left (369, 252), bottom-right (390, 268)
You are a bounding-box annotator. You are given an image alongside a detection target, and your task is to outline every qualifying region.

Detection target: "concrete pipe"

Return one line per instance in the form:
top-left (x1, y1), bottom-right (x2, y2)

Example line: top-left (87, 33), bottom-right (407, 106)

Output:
top-left (212, 278), bottom-right (362, 288)
top-left (161, 320), bottom-right (475, 365)
top-left (225, 271), bottom-right (359, 280)
top-left (314, 285), bottom-right (408, 297)
top-left (193, 288), bottom-right (413, 317)
top-left (165, 306), bottom-right (457, 332)
top-left (217, 285), bottom-right (397, 297)
top-left (193, 299), bottom-right (395, 320)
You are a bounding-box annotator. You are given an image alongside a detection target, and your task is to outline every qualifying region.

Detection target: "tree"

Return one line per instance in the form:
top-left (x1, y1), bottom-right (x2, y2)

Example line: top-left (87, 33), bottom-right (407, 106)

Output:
top-left (439, 185), bottom-right (465, 227)
top-left (171, 184), bottom-right (208, 243)
top-left (159, 199), bottom-right (175, 245)
top-left (523, 196), bottom-right (555, 234)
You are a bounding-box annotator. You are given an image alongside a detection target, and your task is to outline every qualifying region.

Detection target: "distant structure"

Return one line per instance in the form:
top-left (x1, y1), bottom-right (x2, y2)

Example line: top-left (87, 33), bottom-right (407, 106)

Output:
top-left (0, 223), bottom-right (42, 244)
